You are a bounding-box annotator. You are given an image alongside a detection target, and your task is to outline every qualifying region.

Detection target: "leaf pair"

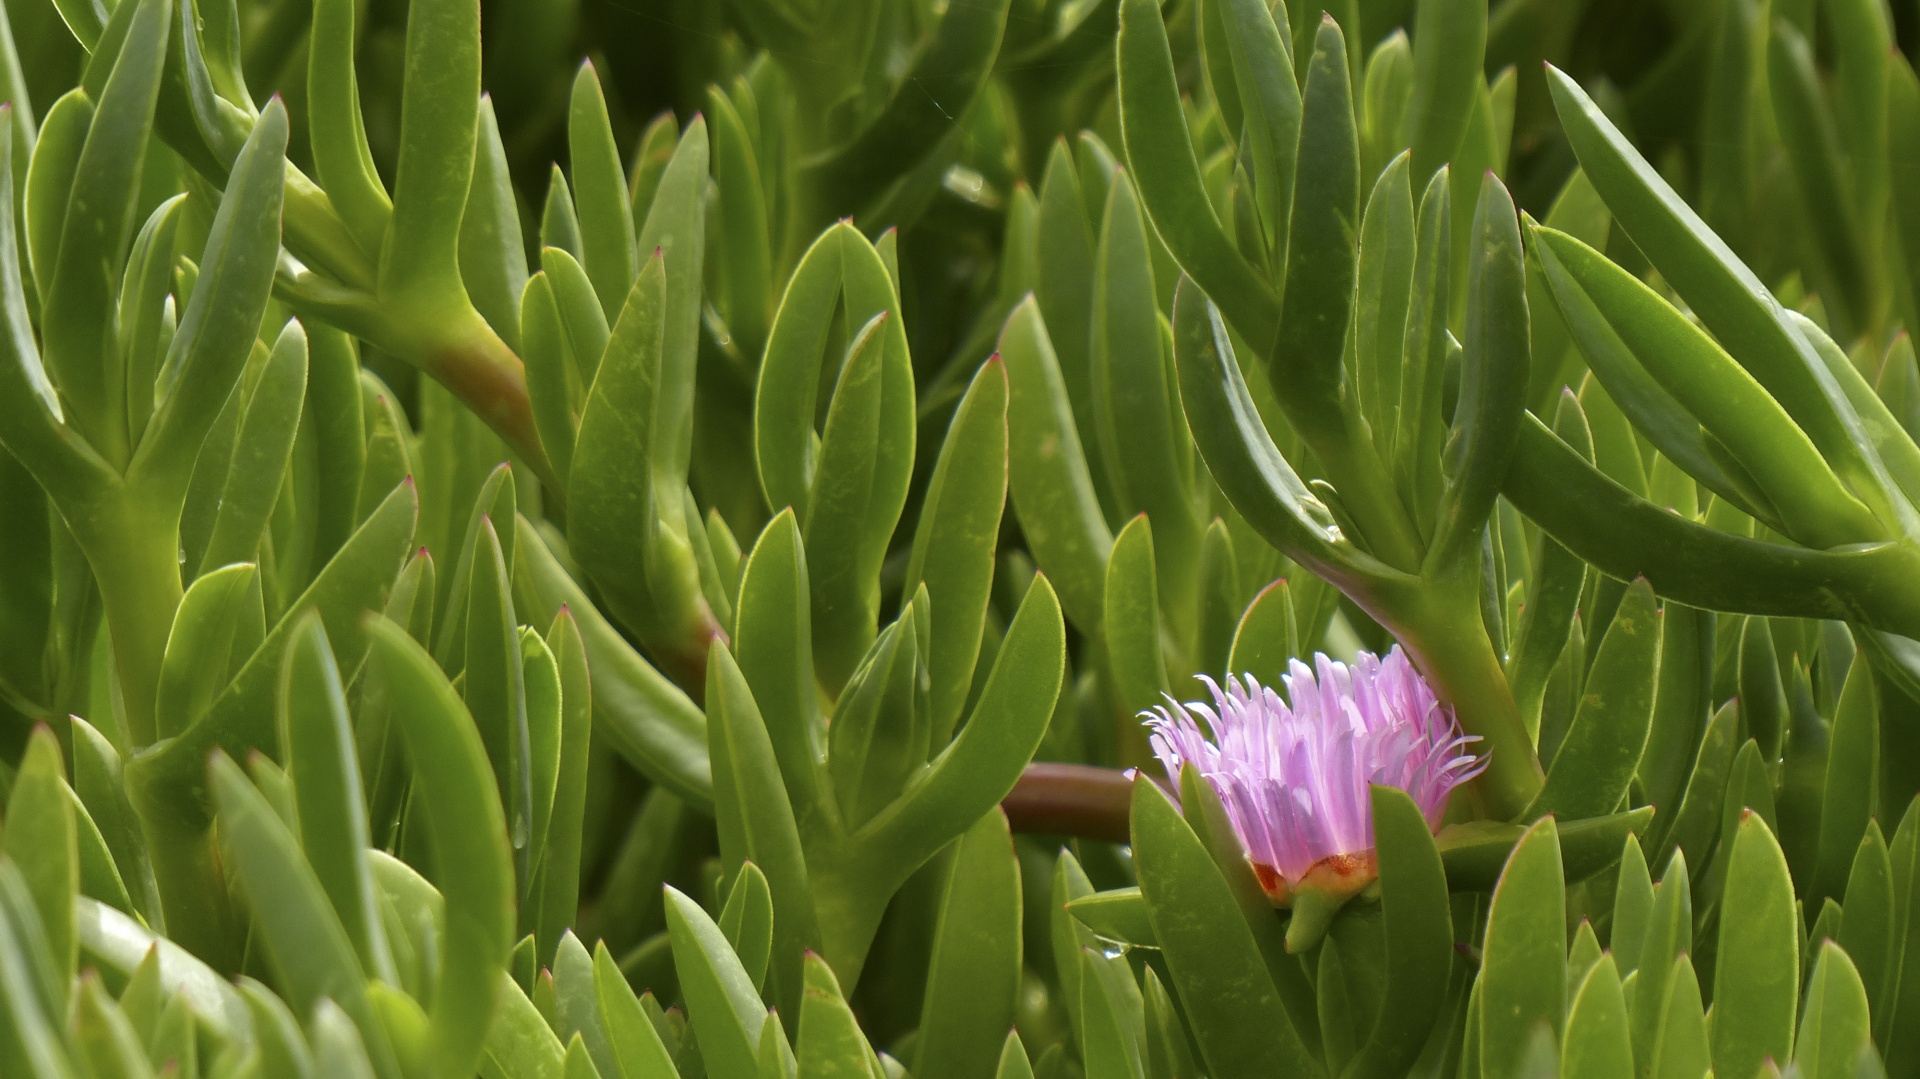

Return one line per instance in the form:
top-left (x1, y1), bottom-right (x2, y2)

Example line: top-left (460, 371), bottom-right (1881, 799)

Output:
top-left (710, 506), bottom-right (1062, 998)
top-left (1516, 67), bottom-right (1920, 640)
top-left (212, 615), bottom-right (514, 1079)
top-left (754, 223), bottom-right (916, 692)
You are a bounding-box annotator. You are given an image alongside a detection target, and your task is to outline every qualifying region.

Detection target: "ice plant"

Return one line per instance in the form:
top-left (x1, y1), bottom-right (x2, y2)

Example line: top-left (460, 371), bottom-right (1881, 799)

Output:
top-left (1145, 647), bottom-right (1485, 944)
top-left (0, 0), bottom-right (1901, 1072)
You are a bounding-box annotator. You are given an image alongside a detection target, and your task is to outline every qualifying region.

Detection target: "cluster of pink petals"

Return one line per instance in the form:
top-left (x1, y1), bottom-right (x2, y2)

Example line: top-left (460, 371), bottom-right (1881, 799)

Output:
top-left (1144, 647), bottom-right (1486, 890)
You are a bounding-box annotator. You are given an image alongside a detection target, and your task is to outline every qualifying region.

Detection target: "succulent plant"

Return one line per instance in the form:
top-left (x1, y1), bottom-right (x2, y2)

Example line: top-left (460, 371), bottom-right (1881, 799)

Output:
top-left (0, 0), bottom-right (1912, 1077)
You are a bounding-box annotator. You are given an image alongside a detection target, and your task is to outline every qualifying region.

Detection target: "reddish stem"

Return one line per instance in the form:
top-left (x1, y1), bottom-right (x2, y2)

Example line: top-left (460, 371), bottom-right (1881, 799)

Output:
top-left (1002, 763), bottom-right (1134, 844)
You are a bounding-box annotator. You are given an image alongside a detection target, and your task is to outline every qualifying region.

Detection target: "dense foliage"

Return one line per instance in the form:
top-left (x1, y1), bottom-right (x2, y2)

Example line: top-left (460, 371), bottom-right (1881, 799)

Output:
top-left (0, 0), bottom-right (1916, 1076)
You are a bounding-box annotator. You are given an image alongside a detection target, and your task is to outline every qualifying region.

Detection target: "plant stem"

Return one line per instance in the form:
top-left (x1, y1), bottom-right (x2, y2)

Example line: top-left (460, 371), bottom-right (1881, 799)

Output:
top-left (84, 502), bottom-right (183, 748)
top-left (418, 307), bottom-right (557, 491)
top-left (284, 167), bottom-right (378, 292)
top-left (1393, 583), bottom-right (1543, 820)
top-left (1002, 763), bottom-right (1133, 842)
top-left (127, 768), bottom-right (240, 970)
top-left (1319, 427), bottom-right (1425, 574)
top-left (290, 278), bottom-right (560, 494)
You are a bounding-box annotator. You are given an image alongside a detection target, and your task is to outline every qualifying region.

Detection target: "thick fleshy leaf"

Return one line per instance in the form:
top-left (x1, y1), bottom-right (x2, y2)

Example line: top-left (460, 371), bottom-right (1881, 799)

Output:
top-left (569, 251), bottom-right (713, 662)
top-left (1077, 945), bottom-right (1147, 1079)
top-left (796, 953), bottom-right (885, 1079)
top-left (1501, 414), bottom-right (1909, 623)
top-left (1544, 65), bottom-right (1892, 516)
top-left (802, 0), bottom-right (1010, 217)
top-left (1402, 0), bottom-right (1485, 180)
top-left (513, 513), bottom-right (712, 809)
top-left (381, 0), bottom-right (480, 301)
top-left (706, 85), bottom-right (771, 360)
top-left (209, 751), bottom-right (400, 1079)
top-left (1172, 275), bottom-right (1395, 588)
top-left (566, 62), bottom-right (636, 314)
top-left (863, 575), bottom-right (1061, 868)
top-left (308, 0), bottom-right (389, 255)
top-left (1226, 579), bottom-right (1298, 684)
top-left (632, 117), bottom-right (707, 495)
top-left (1529, 578), bottom-right (1660, 820)
top-left (1561, 956), bottom-right (1630, 1079)
top-left (1000, 297), bottom-right (1113, 631)
top-left (462, 98), bottom-right (526, 352)
top-left (1436, 808), bottom-right (1651, 891)
top-left (1711, 811), bottom-right (1799, 1079)
top-left (1344, 785), bottom-right (1452, 1079)
top-left (462, 514), bottom-right (533, 884)
top-left (707, 642), bottom-right (815, 1018)
top-left (1355, 153), bottom-right (1415, 454)
top-left (1273, 16), bottom-right (1360, 450)
top-left (195, 325), bottom-right (309, 576)
top-left (1628, 852), bottom-right (1693, 1076)
top-left (1839, 823), bottom-right (1893, 1023)
top-left (1647, 955), bottom-right (1709, 1079)
top-left (1813, 655), bottom-right (1879, 913)
top-left (38, 0), bottom-right (168, 462)
top-left (1091, 171), bottom-right (1198, 577)
top-left (1478, 817), bottom-right (1565, 1079)
top-left (593, 940), bottom-right (677, 1078)
top-left (1795, 941), bottom-right (1874, 1079)
top-left (755, 224), bottom-right (914, 690)
top-left (364, 617), bottom-right (514, 1079)
top-left (153, 561), bottom-right (257, 740)
top-left (1634, 601), bottom-right (1708, 846)
top-left (1131, 776), bottom-right (1321, 1077)
top-left (3, 729), bottom-right (74, 1005)
top-left (904, 358), bottom-right (1008, 741)
top-left (1428, 171), bottom-right (1529, 575)
top-left (533, 611), bottom-right (592, 963)
top-left (666, 885), bottom-right (766, 1079)
top-left (1103, 514), bottom-right (1170, 721)
top-left (137, 98), bottom-right (286, 501)
top-left (1529, 225), bottom-right (1875, 546)
top-left (127, 479), bottom-right (415, 958)
top-left (483, 971), bottom-right (565, 1079)
top-left (1066, 887), bottom-right (1154, 948)
top-left (716, 862), bottom-right (773, 995)
top-left (1214, 0), bottom-right (1300, 267)
top-left (1115, 0), bottom-right (1278, 347)
top-left (279, 613), bottom-right (394, 985)
top-left (914, 809), bottom-right (1022, 1079)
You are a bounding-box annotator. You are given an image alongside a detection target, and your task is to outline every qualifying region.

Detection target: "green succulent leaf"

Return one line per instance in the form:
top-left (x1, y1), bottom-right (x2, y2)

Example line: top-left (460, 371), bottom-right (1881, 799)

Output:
top-left (364, 616), bottom-right (514, 1079)
top-left (1426, 172), bottom-right (1528, 575)
top-left (4, 729), bottom-right (75, 1006)
top-left (1115, 0), bottom-right (1278, 348)
top-left (913, 809), bottom-right (1022, 1079)
top-left (707, 642), bottom-right (815, 1020)
top-left (863, 575), bottom-right (1062, 868)
top-left (1131, 776), bottom-right (1322, 1078)
top-left (1000, 297), bottom-right (1113, 631)
top-left (1529, 578), bottom-right (1660, 820)
top-left (904, 357), bottom-right (1008, 741)
top-left (1103, 514), bottom-right (1171, 721)
top-left (1796, 941), bottom-right (1874, 1079)
top-left (513, 513), bottom-right (712, 810)
top-left (1344, 785), bottom-right (1452, 1079)
top-left (1478, 817), bottom-right (1565, 1079)
top-left (667, 885), bottom-right (767, 1079)
top-left (1544, 65), bottom-right (1893, 519)
top-left (1710, 811), bottom-right (1800, 1079)
top-left (279, 613), bottom-right (395, 985)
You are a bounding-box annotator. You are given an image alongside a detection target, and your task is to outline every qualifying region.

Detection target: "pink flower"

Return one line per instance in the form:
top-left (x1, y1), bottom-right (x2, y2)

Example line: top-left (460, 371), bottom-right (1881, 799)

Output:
top-left (1144, 647), bottom-right (1486, 903)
